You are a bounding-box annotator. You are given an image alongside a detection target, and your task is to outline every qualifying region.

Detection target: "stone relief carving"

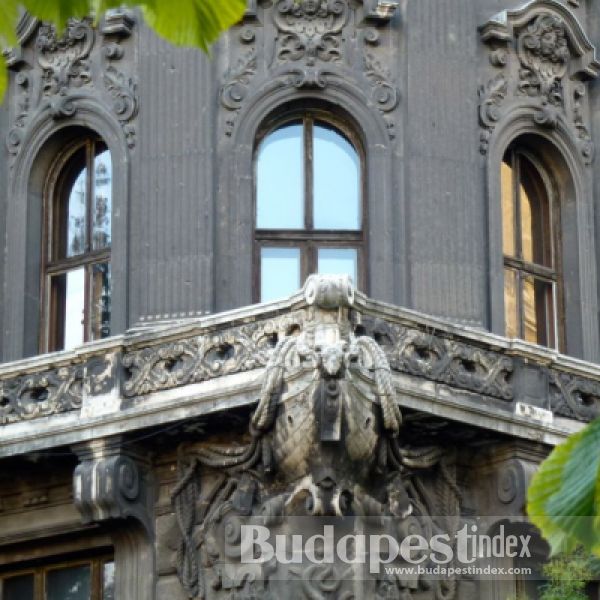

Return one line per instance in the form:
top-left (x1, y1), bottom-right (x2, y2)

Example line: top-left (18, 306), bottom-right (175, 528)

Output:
top-left (122, 311), bottom-right (305, 397)
top-left (219, 0), bottom-right (400, 139)
top-left (549, 371), bottom-right (600, 422)
top-left (273, 0), bottom-right (349, 66)
top-left (171, 275), bottom-right (461, 599)
top-left (5, 11), bottom-right (138, 161)
top-left (0, 365), bottom-right (84, 424)
top-left (73, 438), bottom-right (153, 535)
top-left (0, 353), bottom-right (118, 425)
top-left (479, 1), bottom-right (600, 161)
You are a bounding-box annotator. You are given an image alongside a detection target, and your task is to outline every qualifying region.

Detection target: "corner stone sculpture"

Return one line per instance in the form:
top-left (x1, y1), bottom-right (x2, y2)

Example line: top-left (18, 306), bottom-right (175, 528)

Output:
top-left (172, 275), bottom-right (461, 600)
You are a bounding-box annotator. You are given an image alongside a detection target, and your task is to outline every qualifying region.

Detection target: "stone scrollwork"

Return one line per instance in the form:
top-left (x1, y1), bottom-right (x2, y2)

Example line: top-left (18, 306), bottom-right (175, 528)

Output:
top-left (5, 13), bottom-right (138, 161)
top-left (549, 371), bottom-right (600, 422)
top-left (385, 324), bottom-right (514, 401)
top-left (479, 0), bottom-right (600, 162)
top-left (73, 438), bottom-right (153, 536)
top-left (36, 18), bottom-right (94, 97)
top-left (219, 0), bottom-right (400, 139)
top-left (0, 365), bottom-right (84, 424)
top-left (273, 0), bottom-right (349, 66)
top-left (171, 275), bottom-right (461, 599)
top-left (122, 312), bottom-right (305, 397)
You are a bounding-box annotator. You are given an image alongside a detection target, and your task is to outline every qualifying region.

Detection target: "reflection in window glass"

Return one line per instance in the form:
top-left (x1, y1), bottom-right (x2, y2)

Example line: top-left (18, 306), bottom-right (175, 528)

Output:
top-left (50, 267), bottom-right (85, 351)
top-left (504, 268), bottom-right (519, 340)
top-left (47, 138), bottom-right (112, 352)
top-left (317, 248), bottom-right (357, 283)
top-left (93, 150), bottom-right (112, 250)
top-left (46, 565), bottom-right (91, 600)
top-left (501, 161), bottom-right (515, 257)
top-left (91, 263), bottom-right (111, 342)
top-left (256, 124), bottom-right (304, 229)
top-left (3, 574), bottom-right (34, 600)
top-left (261, 247), bottom-right (301, 302)
top-left (313, 126), bottom-right (360, 230)
top-left (501, 148), bottom-right (558, 349)
top-left (67, 166), bottom-right (87, 258)
top-left (103, 561), bottom-right (115, 600)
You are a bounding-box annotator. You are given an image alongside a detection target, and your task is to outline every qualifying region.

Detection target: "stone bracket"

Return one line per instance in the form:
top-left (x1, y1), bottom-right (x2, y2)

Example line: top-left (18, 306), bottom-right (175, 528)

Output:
top-left (73, 437), bottom-right (153, 538)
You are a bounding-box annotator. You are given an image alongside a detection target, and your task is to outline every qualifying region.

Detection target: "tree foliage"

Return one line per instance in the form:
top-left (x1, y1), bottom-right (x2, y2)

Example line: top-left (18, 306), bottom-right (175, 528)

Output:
top-left (0, 0), bottom-right (246, 99)
top-left (527, 417), bottom-right (600, 556)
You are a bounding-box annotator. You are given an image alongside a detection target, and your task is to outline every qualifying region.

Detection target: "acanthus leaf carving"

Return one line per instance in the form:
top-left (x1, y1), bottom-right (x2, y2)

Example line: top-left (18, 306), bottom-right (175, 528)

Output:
top-left (36, 18), bottom-right (94, 97)
top-left (273, 0), bottom-right (349, 67)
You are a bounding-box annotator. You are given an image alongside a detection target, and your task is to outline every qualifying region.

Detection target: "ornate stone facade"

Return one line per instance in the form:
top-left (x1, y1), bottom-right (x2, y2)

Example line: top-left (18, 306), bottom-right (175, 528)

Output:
top-left (1, 1), bottom-right (600, 599)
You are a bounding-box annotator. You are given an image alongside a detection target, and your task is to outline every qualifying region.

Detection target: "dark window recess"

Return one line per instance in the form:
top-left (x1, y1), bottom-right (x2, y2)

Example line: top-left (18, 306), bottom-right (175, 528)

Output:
top-left (0, 556), bottom-right (114, 600)
top-left (42, 138), bottom-right (112, 352)
top-left (501, 147), bottom-right (562, 350)
top-left (254, 115), bottom-right (365, 302)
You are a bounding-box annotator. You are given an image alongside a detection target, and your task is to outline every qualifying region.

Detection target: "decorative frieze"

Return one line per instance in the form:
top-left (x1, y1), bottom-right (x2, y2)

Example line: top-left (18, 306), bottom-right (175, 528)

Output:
top-left (479, 0), bottom-right (600, 161)
top-left (1, 277), bottom-right (599, 428)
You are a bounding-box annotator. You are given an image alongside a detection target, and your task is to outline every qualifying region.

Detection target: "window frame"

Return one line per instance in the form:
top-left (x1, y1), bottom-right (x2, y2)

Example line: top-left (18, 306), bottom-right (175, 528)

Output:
top-left (253, 110), bottom-right (367, 302)
top-left (40, 137), bottom-right (112, 353)
top-left (0, 552), bottom-right (114, 600)
top-left (502, 145), bottom-right (564, 350)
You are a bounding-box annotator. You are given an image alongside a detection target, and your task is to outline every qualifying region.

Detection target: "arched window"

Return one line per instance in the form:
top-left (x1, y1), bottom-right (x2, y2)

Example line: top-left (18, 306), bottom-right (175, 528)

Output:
top-left (501, 146), bottom-right (561, 349)
top-left (254, 114), bottom-right (364, 302)
top-left (42, 137), bottom-right (112, 352)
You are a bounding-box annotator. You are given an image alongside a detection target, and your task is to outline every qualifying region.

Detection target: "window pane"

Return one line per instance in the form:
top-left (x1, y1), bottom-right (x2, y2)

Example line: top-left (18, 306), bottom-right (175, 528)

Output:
top-left (501, 160), bottom-right (515, 257)
top-left (260, 247), bottom-right (301, 302)
top-left (46, 565), bottom-right (91, 600)
top-left (90, 263), bottom-right (111, 341)
top-left (3, 574), bottom-right (34, 600)
top-left (504, 268), bottom-right (519, 339)
top-left (50, 267), bottom-right (85, 351)
top-left (103, 561), bottom-right (115, 600)
top-left (256, 124), bottom-right (304, 229)
top-left (523, 275), bottom-right (556, 348)
top-left (313, 124), bottom-right (360, 230)
top-left (519, 155), bottom-right (552, 267)
top-left (318, 248), bottom-right (357, 283)
top-left (92, 149), bottom-right (112, 250)
top-left (66, 165), bottom-right (87, 258)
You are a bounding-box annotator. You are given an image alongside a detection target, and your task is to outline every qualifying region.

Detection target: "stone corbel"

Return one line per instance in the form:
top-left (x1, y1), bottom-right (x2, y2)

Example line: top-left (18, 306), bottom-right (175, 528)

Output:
top-left (495, 458), bottom-right (539, 514)
top-left (72, 436), bottom-right (154, 538)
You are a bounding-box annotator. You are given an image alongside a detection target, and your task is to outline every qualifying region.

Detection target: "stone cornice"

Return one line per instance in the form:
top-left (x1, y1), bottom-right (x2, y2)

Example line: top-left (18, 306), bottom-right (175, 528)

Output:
top-left (0, 278), bottom-right (598, 457)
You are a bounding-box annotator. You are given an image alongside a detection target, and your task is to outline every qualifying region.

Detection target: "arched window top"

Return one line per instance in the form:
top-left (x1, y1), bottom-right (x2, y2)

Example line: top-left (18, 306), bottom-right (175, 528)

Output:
top-left (43, 135), bottom-right (112, 352)
top-left (256, 116), bottom-right (361, 231)
top-left (502, 145), bottom-right (561, 349)
top-left (254, 114), bottom-right (364, 302)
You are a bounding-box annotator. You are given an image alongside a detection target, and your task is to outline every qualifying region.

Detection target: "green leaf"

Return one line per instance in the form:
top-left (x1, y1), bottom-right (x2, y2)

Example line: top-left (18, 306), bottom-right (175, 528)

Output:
top-left (527, 418), bottom-right (600, 556)
top-left (0, 0), bottom-right (19, 47)
top-left (140, 0), bottom-right (246, 51)
top-left (21, 0), bottom-right (91, 31)
top-left (0, 55), bottom-right (7, 105)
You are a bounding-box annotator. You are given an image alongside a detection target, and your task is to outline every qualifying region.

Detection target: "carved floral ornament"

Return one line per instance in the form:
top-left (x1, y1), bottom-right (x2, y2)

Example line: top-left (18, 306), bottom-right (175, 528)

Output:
top-left (4, 10), bottom-right (138, 161)
top-left (478, 0), bottom-right (600, 161)
top-left (220, 0), bottom-right (400, 138)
